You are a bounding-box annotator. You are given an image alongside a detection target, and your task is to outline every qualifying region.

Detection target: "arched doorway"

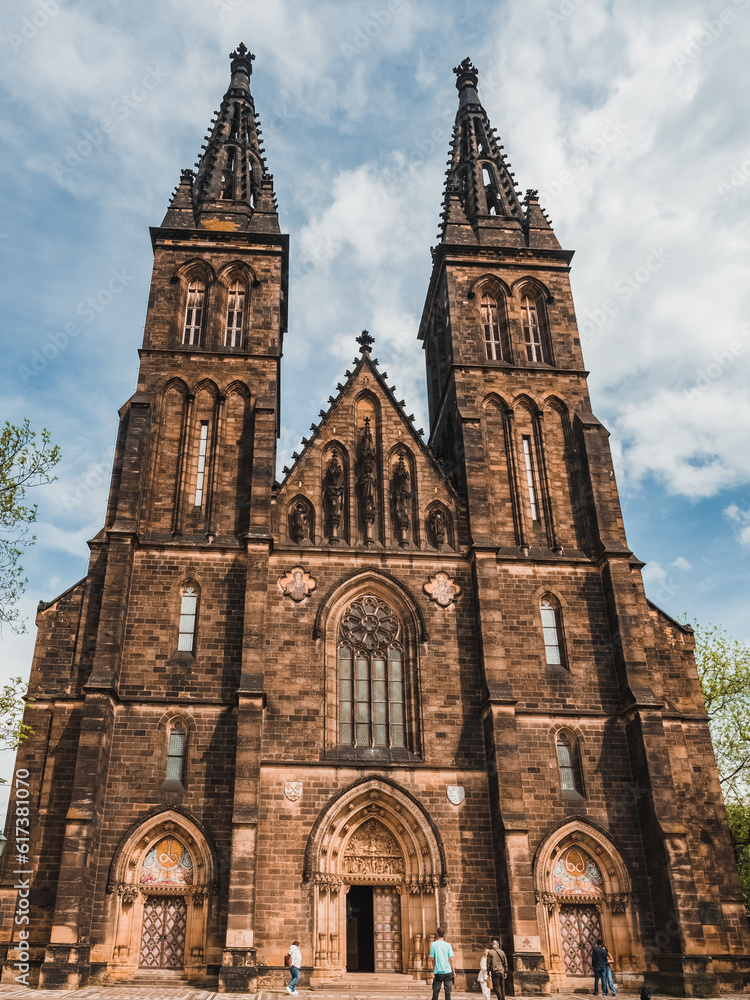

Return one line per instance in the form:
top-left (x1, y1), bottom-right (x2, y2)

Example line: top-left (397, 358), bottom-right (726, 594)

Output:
top-left (304, 777), bottom-right (447, 980)
top-left (534, 820), bottom-right (644, 992)
top-left (104, 810), bottom-right (215, 982)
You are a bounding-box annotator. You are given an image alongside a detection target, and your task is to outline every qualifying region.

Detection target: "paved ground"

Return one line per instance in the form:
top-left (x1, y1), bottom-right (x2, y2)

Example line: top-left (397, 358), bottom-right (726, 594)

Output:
top-left (1, 989), bottom-right (749, 999)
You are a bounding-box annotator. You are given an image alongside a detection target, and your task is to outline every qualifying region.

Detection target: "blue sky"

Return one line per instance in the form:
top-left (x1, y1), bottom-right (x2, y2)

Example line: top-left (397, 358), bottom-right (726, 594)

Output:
top-left (1, 0), bottom-right (750, 805)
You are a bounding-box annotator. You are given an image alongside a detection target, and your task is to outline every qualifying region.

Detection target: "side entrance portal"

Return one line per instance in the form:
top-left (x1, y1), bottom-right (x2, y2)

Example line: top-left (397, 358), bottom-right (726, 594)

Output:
top-left (139, 896), bottom-right (188, 969)
top-left (559, 903), bottom-right (601, 976)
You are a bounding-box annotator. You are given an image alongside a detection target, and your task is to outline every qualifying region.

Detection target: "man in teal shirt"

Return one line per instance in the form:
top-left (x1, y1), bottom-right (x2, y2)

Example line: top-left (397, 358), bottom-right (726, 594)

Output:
top-left (429, 927), bottom-right (455, 999)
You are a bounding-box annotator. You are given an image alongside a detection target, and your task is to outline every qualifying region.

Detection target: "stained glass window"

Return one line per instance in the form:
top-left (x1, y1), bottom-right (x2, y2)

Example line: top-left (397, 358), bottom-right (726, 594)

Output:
top-left (522, 296), bottom-right (545, 362)
top-left (178, 586), bottom-right (198, 653)
top-left (225, 282), bottom-right (245, 347)
top-left (338, 596), bottom-right (405, 748)
top-left (541, 597), bottom-right (564, 666)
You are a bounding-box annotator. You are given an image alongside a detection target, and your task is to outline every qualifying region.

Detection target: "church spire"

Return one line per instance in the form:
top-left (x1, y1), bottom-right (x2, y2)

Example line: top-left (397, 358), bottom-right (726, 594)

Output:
top-left (162, 43), bottom-right (279, 234)
top-left (439, 58), bottom-right (529, 248)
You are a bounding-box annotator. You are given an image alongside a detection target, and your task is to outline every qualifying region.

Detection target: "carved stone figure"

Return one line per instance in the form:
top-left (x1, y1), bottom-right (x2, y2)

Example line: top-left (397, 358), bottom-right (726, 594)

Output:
top-left (290, 501), bottom-right (309, 544)
top-left (423, 571), bottom-right (461, 608)
top-left (278, 566), bottom-right (317, 603)
top-left (392, 452), bottom-right (411, 546)
top-left (323, 448), bottom-right (344, 543)
top-left (430, 507), bottom-right (447, 547)
top-left (358, 418), bottom-right (378, 545)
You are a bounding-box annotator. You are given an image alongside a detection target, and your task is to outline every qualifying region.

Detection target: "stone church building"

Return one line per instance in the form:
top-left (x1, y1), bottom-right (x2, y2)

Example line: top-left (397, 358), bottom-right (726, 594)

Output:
top-left (1, 47), bottom-right (748, 995)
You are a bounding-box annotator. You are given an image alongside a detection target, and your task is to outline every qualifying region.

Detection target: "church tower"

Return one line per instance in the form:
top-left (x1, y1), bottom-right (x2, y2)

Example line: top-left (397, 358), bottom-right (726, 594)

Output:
top-left (419, 58), bottom-right (750, 995)
top-left (1, 51), bottom-right (748, 997)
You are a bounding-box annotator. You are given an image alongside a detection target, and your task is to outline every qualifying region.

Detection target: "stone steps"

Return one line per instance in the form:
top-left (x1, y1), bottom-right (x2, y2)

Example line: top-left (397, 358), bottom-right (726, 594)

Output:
top-left (313, 973), bottom-right (430, 992)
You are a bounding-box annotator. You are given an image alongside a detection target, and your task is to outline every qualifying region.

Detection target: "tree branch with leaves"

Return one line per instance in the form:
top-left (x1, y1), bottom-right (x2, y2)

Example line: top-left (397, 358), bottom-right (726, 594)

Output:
top-left (0, 419), bottom-right (60, 633)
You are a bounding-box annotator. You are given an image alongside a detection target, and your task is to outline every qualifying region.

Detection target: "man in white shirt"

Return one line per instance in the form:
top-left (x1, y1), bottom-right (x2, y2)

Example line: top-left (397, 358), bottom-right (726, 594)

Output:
top-left (286, 941), bottom-right (301, 995)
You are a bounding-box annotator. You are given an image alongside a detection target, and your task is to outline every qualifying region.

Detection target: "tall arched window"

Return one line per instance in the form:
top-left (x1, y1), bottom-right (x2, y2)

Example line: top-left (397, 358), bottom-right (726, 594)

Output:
top-left (166, 721), bottom-right (187, 783)
top-left (541, 596), bottom-right (565, 667)
top-left (225, 281), bottom-right (245, 347)
top-left (522, 295), bottom-right (547, 362)
top-left (338, 596), bottom-right (405, 748)
top-left (183, 281), bottom-right (205, 345)
top-left (481, 293), bottom-right (503, 360)
top-left (178, 585), bottom-right (199, 653)
top-left (557, 732), bottom-right (584, 795)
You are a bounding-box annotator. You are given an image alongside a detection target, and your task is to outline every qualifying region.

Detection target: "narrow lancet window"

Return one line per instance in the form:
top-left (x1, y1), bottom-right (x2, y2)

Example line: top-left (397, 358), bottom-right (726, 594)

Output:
top-left (183, 282), bottom-right (205, 345)
top-left (481, 294), bottom-right (503, 360)
top-left (523, 296), bottom-right (544, 361)
top-left (557, 733), bottom-right (583, 793)
top-left (225, 282), bottom-right (245, 347)
top-left (178, 586), bottom-right (198, 653)
top-left (541, 597), bottom-right (564, 666)
top-left (194, 422), bottom-right (209, 506)
top-left (221, 148), bottom-right (235, 199)
top-left (522, 436), bottom-right (538, 521)
top-left (166, 722), bottom-right (186, 782)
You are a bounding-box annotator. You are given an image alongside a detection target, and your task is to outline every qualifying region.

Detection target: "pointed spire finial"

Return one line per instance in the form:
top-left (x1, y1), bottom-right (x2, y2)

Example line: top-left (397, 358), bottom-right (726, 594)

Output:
top-left (453, 57), bottom-right (478, 87)
top-left (230, 43), bottom-right (255, 76)
top-left (357, 329), bottom-right (375, 354)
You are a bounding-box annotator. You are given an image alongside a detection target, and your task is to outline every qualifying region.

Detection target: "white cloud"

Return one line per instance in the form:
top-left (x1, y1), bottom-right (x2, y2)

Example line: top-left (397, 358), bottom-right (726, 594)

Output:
top-left (724, 504), bottom-right (750, 546)
top-left (671, 556), bottom-right (691, 571)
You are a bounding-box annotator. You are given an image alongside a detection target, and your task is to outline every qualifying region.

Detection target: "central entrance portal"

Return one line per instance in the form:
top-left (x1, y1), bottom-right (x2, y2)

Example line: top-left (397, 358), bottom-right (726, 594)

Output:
top-left (346, 886), bottom-right (374, 971)
top-left (346, 886), bottom-right (403, 973)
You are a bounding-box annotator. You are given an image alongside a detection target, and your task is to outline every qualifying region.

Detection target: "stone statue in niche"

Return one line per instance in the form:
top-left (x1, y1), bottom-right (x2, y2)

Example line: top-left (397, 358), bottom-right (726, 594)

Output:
top-left (323, 448), bottom-right (344, 544)
top-left (290, 501), bottom-right (309, 544)
top-left (392, 452), bottom-right (411, 547)
top-left (429, 507), bottom-right (447, 548)
top-left (358, 417), bottom-right (378, 546)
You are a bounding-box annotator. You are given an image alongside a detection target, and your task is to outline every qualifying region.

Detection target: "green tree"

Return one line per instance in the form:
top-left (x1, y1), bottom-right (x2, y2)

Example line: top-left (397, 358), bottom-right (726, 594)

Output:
top-left (0, 675), bottom-right (32, 751)
top-left (0, 419), bottom-right (60, 632)
top-left (690, 620), bottom-right (750, 911)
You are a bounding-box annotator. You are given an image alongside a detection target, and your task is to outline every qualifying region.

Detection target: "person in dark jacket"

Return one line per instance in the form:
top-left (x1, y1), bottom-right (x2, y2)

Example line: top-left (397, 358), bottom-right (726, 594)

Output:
top-left (592, 939), bottom-right (609, 996)
top-left (487, 937), bottom-right (508, 1000)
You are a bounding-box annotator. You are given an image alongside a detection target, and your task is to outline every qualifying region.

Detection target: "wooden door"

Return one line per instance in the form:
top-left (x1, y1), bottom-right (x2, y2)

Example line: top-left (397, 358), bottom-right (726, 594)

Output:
top-left (139, 896), bottom-right (187, 968)
top-left (560, 903), bottom-right (602, 975)
top-left (373, 887), bottom-right (402, 972)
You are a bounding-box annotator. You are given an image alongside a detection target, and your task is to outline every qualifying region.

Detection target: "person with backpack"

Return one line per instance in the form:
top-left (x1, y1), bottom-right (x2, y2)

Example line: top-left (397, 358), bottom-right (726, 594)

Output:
top-left (487, 936), bottom-right (508, 1000)
top-left (285, 940), bottom-right (301, 995)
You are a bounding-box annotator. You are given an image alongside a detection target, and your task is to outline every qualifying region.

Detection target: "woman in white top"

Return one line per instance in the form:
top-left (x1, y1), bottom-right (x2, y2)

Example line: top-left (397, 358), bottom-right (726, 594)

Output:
top-left (478, 947), bottom-right (492, 1000)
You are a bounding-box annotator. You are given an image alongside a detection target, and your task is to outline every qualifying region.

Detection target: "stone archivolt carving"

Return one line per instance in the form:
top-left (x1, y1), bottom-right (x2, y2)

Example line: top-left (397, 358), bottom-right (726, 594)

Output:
top-left (324, 448), bottom-right (345, 544)
top-left (278, 566), bottom-right (316, 603)
top-left (344, 818), bottom-right (404, 876)
top-left (424, 571), bottom-right (461, 608)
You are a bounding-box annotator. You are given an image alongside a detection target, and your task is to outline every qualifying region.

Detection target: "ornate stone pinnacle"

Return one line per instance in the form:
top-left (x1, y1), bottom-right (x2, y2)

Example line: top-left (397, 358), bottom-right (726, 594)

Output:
top-left (453, 57), bottom-right (478, 79)
top-left (357, 329), bottom-right (375, 353)
top-left (230, 43), bottom-right (255, 74)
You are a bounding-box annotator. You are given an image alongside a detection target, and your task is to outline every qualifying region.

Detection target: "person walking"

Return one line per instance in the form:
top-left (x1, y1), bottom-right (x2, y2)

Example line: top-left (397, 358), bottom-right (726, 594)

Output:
top-left (429, 927), bottom-right (456, 999)
top-left (478, 947), bottom-right (492, 1000)
top-left (605, 948), bottom-right (617, 996)
top-left (487, 937), bottom-right (508, 1000)
top-left (592, 939), bottom-right (609, 996)
top-left (286, 940), bottom-right (301, 996)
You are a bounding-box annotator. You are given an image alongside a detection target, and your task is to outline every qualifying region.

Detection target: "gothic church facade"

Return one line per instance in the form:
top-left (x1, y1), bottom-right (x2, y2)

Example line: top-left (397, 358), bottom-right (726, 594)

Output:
top-left (1, 47), bottom-right (748, 996)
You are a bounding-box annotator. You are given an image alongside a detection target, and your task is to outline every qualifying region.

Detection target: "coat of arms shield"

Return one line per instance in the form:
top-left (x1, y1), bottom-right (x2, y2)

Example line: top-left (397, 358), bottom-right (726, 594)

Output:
top-left (447, 785), bottom-right (465, 805)
top-left (284, 781), bottom-right (303, 802)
